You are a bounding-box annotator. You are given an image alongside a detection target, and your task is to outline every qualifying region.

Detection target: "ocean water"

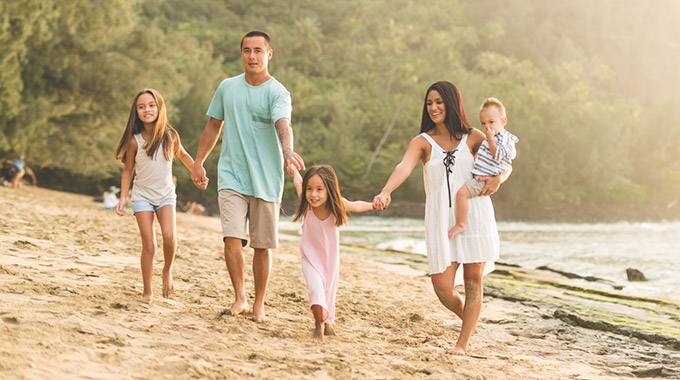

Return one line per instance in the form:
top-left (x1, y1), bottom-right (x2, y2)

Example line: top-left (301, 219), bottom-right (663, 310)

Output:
top-left (279, 217), bottom-right (680, 301)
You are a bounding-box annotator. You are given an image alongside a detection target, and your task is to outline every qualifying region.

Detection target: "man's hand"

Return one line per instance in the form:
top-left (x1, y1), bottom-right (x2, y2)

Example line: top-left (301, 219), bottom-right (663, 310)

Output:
top-left (191, 163), bottom-right (209, 190)
top-left (285, 152), bottom-right (305, 176)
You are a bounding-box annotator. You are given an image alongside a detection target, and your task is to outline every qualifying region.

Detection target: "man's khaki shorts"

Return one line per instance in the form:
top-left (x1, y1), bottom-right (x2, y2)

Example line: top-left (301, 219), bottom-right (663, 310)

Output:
top-left (463, 175), bottom-right (486, 197)
top-left (218, 189), bottom-right (279, 249)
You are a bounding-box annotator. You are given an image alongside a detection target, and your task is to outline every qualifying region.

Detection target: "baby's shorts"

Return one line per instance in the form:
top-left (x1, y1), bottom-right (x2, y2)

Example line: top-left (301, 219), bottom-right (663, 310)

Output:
top-left (463, 175), bottom-right (486, 197)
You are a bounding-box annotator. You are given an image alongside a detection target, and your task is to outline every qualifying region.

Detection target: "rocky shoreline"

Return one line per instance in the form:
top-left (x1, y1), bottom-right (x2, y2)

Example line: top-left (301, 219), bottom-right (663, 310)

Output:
top-left (343, 244), bottom-right (680, 378)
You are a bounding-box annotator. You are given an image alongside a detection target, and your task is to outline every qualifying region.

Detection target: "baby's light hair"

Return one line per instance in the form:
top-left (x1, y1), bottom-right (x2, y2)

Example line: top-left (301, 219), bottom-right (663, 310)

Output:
top-left (480, 97), bottom-right (506, 118)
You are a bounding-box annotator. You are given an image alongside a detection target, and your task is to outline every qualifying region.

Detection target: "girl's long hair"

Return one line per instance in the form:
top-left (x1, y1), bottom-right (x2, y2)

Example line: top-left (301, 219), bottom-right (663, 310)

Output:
top-left (419, 81), bottom-right (471, 140)
top-left (293, 165), bottom-right (348, 227)
top-left (115, 88), bottom-right (179, 164)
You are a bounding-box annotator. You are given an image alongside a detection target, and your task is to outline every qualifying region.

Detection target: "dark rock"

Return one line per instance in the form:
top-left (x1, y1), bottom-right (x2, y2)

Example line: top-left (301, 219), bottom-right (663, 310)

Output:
top-left (626, 268), bottom-right (647, 282)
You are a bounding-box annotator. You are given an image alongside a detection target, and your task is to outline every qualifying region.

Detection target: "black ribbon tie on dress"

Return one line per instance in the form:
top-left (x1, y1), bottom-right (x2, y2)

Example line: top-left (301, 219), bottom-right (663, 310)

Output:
top-left (443, 149), bottom-right (458, 207)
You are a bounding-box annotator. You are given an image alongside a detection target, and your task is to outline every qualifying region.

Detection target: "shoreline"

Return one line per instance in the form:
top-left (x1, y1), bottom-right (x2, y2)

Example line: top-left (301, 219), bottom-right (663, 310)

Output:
top-left (281, 199), bottom-right (680, 224)
top-left (2, 186), bottom-right (679, 379)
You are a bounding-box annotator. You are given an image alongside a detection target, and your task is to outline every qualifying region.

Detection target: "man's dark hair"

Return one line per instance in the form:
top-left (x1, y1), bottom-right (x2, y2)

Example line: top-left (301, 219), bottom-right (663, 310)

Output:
top-left (241, 31), bottom-right (271, 50)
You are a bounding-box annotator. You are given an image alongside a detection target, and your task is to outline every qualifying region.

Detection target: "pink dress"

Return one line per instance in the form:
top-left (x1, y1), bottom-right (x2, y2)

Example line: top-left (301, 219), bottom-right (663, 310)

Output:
top-left (299, 207), bottom-right (339, 324)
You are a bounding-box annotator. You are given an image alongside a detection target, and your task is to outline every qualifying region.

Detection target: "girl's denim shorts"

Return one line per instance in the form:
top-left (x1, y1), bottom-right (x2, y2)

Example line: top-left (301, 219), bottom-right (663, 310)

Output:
top-left (132, 198), bottom-right (176, 214)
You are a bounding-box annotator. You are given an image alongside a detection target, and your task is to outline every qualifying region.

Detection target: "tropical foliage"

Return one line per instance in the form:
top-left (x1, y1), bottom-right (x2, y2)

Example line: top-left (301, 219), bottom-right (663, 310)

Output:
top-left (2, 0), bottom-right (678, 211)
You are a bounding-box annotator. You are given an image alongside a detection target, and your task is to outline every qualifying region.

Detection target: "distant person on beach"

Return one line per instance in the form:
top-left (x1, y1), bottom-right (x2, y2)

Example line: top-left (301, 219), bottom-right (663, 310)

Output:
top-left (292, 165), bottom-right (374, 340)
top-left (191, 30), bottom-right (305, 323)
top-left (448, 97), bottom-right (518, 239)
top-left (372, 81), bottom-right (511, 355)
top-left (114, 88), bottom-right (196, 303)
top-left (103, 186), bottom-right (120, 210)
top-left (9, 154), bottom-right (26, 189)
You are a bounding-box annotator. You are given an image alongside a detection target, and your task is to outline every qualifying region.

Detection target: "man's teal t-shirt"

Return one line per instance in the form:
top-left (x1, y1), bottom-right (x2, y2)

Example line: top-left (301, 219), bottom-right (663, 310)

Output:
top-left (206, 73), bottom-right (292, 202)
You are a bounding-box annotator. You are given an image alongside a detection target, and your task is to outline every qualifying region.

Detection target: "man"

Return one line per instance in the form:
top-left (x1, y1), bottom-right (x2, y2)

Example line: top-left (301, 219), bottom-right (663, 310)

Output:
top-left (192, 31), bottom-right (304, 323)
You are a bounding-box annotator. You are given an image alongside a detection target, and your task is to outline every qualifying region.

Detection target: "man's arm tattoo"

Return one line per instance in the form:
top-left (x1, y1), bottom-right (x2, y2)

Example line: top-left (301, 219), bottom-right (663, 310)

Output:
top-left (275, 118), bottom-right (294, 160)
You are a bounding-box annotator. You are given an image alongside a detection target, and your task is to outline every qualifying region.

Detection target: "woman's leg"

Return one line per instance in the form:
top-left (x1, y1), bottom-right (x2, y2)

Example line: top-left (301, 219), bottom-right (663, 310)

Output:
top-left (453, 262), bottom-right (486, 355)
top-left (135, 211), bottom-right (156, 302)
top-left (430, 263), bottom-right (464, 319)
top-left (155, 204), bottom-right (177, 298)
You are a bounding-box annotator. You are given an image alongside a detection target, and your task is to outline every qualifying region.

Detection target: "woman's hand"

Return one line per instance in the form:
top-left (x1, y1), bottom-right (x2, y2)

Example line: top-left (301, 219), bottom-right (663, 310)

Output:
top-left (477, 175), bottom-right (501, 196)
top-left (372, 192), bottom-right (391, 211)
top-left (478, 167), bottom-right (512, 196)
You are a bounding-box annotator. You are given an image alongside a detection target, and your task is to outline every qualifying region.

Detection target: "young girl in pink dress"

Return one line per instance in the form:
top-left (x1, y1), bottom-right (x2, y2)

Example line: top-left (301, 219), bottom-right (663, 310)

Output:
top-left (293, 165), bottom-right (373, 340)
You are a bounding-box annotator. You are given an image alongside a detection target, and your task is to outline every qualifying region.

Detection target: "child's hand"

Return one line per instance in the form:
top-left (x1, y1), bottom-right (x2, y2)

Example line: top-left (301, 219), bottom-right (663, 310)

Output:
top-left (115, 199), bottom-right (126, 216)
top-left (292, 169), bottom-right (303, 199)
top-left (483, 125), bottom-right (495, 140)
top-left (372, 192), bottom-right (391, 211)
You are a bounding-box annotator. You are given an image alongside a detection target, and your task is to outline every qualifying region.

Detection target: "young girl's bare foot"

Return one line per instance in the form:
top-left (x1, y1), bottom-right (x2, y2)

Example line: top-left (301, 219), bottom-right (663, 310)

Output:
top-left (162, 273), bottom-right (174, 298)
top-left (313, 324), bottom-right (324, 341)
top-left (448, 224), bottom-right (466, 239)
top-left (323, 323), bottom-right (335, 336)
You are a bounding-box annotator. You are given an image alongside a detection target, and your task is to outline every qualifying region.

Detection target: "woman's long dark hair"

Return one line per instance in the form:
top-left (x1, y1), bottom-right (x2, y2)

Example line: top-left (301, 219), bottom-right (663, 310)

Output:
top-left (419, 81), bottom-right (471, 140)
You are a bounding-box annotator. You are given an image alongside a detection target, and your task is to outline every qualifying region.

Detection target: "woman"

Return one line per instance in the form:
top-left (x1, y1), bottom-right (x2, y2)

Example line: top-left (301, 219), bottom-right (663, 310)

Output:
top-left (373, 81), bottom-right (511, 355)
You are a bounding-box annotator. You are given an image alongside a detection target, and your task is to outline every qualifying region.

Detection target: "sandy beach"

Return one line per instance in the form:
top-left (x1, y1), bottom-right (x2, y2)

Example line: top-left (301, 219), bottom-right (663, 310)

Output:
top-left (1, 186), bottom-right (679, 379)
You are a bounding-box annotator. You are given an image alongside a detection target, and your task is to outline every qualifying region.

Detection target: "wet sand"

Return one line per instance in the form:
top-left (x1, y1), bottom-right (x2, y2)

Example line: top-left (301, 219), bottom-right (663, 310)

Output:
top-left (1, 186), bottom-right (678, 379)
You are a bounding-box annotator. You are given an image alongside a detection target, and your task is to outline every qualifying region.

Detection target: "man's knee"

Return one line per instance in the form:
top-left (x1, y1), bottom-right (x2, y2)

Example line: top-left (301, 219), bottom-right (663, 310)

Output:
top-left (223, 237), bottom-right (245, 254)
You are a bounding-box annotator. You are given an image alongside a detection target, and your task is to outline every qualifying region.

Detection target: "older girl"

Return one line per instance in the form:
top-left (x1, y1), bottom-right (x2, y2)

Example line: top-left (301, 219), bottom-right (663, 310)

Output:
top-left (114, 88), bottom-right (195, 303)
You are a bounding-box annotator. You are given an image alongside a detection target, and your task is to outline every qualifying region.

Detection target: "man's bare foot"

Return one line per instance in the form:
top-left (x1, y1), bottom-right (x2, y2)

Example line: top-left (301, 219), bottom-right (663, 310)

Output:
top-left (226, 300), bottom-right (249, 316)
top-left (448, 224), bottom-right (466, 239)
top-left (252, 303), bottom-right (269, 323)
top-left (324, 323), bottom-right (335, 336)
top-left (450, 346), bottom-right (467, 356)
top-left (162, 273), bottom-right (174, 298)
top-left (313, 325), bottom-right (324, 341)
top-left (252, 310), bottom-right (269, 323)
top-left (140, 293), bottom-right (153, 304)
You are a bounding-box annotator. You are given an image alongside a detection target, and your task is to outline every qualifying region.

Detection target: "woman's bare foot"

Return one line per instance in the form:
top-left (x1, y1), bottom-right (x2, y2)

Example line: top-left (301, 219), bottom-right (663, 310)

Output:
top-left (140, 293), bottom-right (153, 304)
top-left (323, 323), bottom-right (335, 336)
top-left (450, 345), bottom-right (467, 356)
top-left (313, 324), bottom-right (324, 341)
top-left (162, 273), bottom-right (174, 298)
top-left (448, 224), bottom-right (466, 239)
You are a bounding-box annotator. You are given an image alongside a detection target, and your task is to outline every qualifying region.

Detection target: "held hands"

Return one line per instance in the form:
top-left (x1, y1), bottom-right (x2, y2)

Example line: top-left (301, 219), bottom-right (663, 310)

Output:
top-left (372, 191), bottom-right (391, 211)
top-left (285, 151), bottom-right (305, 176)
top-left (191, 163), bottom-right (209, 190)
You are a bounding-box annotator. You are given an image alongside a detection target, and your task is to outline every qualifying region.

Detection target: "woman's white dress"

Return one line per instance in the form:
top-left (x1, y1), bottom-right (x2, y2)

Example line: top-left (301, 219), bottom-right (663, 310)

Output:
top-left (420, 132), bottom-right (499, 285)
